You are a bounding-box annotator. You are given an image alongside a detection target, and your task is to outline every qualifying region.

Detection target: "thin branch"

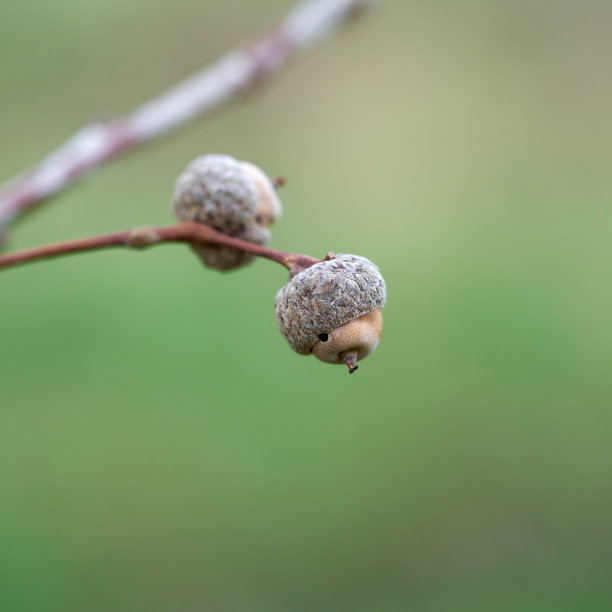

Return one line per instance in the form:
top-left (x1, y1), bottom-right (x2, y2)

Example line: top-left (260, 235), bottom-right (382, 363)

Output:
top-left (0, 222), bottom-right (320, 277)
top-left (0, 0), bottom-right (378, 234)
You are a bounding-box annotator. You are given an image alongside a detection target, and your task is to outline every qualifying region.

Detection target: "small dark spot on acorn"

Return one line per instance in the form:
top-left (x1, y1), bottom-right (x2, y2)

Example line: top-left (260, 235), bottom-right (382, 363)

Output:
top-left (318, 333), bottom-right (329, 342)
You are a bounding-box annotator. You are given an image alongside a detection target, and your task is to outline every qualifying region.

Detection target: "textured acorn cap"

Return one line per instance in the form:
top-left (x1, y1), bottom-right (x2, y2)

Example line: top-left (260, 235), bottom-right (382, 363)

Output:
top-left (173, 154), bottom-right (258, 234)
top-left (275, 254), bottom-right (387, 355)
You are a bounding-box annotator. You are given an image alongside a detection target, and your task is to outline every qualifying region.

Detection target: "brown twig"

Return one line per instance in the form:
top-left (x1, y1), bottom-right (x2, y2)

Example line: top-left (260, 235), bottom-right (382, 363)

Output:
top-left (0, 0), bottom-right (378, 236)
top-left (0, 222), bottom-right (320, 277)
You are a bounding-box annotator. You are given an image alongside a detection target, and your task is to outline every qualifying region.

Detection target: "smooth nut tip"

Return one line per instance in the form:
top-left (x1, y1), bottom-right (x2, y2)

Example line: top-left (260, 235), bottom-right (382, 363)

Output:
top-left (312, 309), bottom-right (383, 366)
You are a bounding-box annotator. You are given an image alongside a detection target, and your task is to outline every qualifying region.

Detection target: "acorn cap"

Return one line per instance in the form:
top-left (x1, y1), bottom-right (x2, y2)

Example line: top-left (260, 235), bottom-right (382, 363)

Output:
top-left (275, 254), bottom-right (387, 354)
top-left (173, 154), bottom-right (258, 234)
top-left (191, 223), bottom-right (270, 271)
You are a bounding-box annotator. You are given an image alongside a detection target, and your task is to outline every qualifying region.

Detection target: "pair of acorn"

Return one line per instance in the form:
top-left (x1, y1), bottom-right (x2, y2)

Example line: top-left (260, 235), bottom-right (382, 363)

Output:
top-left (173, 154), bottom-right (386, 373)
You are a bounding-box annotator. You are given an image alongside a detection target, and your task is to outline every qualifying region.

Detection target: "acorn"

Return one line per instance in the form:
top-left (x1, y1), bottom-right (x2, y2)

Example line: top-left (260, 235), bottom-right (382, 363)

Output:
top-left (275, 254), bottom-right (386, 373)
top-left (172, 154), bottom-right (282, 270)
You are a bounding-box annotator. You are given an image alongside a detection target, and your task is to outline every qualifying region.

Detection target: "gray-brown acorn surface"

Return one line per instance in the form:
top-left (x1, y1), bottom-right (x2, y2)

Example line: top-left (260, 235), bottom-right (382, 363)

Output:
top-left (275, 253), bottom-right (386, 372)
top-left (173, 154), bottom-right (281, 270)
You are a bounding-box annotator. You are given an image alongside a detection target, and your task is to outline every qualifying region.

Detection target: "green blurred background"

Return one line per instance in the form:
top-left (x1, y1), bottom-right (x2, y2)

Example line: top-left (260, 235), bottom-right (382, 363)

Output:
top-left (2, 1), bottom-right (612, 610)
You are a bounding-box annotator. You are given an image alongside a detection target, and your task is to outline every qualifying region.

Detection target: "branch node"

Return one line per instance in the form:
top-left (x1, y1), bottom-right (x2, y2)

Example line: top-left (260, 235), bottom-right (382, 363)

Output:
top-left (126, 226), bottom-right (162, 248)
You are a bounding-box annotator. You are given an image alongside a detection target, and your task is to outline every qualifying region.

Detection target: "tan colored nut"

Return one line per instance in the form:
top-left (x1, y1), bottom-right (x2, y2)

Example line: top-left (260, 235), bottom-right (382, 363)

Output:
top-left (240, 161), bottom-right (282, 227)
top-left (172, 154), bottom-right (283, 271)
top-left (275, 254), bottom-right (386, 373)
top-left (312, 310), bottom-right (383, 368)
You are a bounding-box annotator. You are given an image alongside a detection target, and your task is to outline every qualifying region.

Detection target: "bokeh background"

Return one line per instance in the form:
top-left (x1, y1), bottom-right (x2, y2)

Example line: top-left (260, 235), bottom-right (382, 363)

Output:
top-left (2, 1), bottom-right (612, 610)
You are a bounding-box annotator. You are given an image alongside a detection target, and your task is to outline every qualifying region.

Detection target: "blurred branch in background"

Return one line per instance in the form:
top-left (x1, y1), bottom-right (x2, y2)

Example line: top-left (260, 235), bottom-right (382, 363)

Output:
top-left (0, 0), bottom-right (378, 244)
